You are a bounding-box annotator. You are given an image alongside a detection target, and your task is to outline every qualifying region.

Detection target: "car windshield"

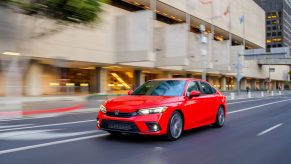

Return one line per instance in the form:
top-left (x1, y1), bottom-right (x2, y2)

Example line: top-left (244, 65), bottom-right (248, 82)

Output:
top-left (132, 80), bottom-right (186, 96)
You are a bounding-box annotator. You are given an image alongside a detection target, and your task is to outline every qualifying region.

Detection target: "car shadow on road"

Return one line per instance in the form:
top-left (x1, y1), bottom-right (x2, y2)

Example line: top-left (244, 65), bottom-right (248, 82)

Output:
top-left (99, 125), bottom-right (215, 143)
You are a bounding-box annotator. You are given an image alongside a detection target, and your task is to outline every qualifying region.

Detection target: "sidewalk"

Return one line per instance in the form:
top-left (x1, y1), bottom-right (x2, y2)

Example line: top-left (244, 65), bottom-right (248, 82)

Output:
top-left (223, 90), bottom-right (291, 100)
top-left (1, 90), bottom-right (289, 117)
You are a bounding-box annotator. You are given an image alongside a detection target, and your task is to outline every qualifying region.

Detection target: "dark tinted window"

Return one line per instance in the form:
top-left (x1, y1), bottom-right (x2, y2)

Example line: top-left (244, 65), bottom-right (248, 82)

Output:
top-left (211, 87), bottom-right (217, 93)
top-left (132, 80), bottom-right (186, 96)
top-left (272, 26), bottom-right (277, 30)
top-left (200, 82), bottom-right (214, 94)
top-left (272, 32), bottom-right (277, 36)
top-left (186, 81), bottom-right (200, 97)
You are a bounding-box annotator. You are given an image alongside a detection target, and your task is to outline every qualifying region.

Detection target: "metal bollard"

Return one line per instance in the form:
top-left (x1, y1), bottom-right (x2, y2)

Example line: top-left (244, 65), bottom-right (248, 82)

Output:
top-left (248, 92), bottom-right (252, 98)
top-left (261, 91), bottom-right (264, 97)
top-left (271, 91), bottom-right (274, 96)
top-left (230, 93), bottom-right (235, 100)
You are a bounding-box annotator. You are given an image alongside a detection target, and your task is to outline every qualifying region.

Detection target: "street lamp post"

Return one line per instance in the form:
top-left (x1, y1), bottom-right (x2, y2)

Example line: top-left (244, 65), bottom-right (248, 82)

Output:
top-left (236, 52), bottom-right (242, 95)
top-left (200, 24), bottom-right (208, 81)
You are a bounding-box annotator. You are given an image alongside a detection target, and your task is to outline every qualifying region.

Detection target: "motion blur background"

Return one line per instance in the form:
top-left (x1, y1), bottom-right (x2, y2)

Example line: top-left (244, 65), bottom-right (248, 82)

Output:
top-left (0, 0), bottom-right (291, 117)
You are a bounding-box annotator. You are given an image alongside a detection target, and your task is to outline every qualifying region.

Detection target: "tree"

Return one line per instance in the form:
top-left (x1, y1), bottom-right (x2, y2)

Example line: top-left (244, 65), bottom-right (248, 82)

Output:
top-left (4, 0), bottom-right (109, 24)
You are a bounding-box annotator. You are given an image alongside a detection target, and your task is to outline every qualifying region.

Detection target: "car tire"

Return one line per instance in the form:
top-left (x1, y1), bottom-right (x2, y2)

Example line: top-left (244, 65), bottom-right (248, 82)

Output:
top-left (212, 106), bottom-right (225, 128)
top-left (166, 111), bottom-right (183, 141)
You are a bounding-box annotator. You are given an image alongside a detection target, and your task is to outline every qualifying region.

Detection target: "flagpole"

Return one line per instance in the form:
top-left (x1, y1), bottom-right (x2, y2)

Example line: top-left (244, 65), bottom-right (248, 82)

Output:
top-left (228, 0), bottom-right (232, 75)
top-left (243, 13), bottom-right (246, 48)
top-left (202, 0), bottom-right (215, 81)
top-left (237, 12), bottom-right (245, 95)
top-left (150, 0), bottom-right (156, 20)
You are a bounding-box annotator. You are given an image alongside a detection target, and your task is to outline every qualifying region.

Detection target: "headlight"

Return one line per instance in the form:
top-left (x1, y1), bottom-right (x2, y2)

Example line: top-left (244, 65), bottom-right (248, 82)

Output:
top-left (99, 105), bottom-right (107, 113)
top-left (138, 106), bottom-right (167, 115)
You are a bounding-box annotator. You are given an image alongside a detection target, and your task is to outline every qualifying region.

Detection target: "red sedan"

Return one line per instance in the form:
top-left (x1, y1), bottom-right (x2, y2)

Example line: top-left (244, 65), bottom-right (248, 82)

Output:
top-left (96, 78), bottom-right (226, 140)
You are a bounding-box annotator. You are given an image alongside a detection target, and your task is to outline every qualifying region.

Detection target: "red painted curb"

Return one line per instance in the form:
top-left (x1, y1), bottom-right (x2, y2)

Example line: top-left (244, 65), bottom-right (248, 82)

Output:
top-left (0, 104), bottom-right (85, 116)
top-left (22, 104), bottom-right (85, 115)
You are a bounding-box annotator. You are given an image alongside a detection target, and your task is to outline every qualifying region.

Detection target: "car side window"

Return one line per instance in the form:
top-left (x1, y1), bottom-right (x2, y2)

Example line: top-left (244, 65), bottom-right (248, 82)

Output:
top-left (200, 82), bottom-right (214, 94)
top-left (211, 87), bottom-right (217, 94)
top-left (186, 81), bottom-right (200, 97)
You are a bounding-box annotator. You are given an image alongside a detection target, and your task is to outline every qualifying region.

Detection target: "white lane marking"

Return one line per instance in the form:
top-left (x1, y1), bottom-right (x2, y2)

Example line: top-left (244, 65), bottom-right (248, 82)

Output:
top-left (0, 129), bottom-right (58, 139)
top-left (0, 120), bottom-right (96, 132)
top-left (227, 97), bottom-right (277, 105)
top-left (0, 129), bottom-right (98, 141)
top-left (228, 99), bottom-right (291, 114)
top-left (257, 123), bottom-right (283, 136)
top-left (0, 133), bottom-right (109, 155)
top-left (0, 124), bottom-right (34, 129)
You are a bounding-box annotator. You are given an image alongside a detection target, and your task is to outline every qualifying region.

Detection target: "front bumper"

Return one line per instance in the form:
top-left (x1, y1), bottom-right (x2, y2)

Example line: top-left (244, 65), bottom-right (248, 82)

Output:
top-left (96, 111), bottom-right (169, 135)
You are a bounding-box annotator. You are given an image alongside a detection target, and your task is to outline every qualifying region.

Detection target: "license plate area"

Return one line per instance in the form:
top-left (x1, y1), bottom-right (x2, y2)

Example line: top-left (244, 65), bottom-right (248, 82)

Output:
top-left (108, 122), bottom-right (131, 130)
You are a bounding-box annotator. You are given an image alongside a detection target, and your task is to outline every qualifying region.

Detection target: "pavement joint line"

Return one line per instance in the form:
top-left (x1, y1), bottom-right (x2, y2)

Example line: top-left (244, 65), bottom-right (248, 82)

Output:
top-left (0, 120), bottom-right (96, 132)
top-left (228, 99), bottom-right (291, 114)
top-left (0, 133), bottom-right (109, 155)
top-left (257, 123), bottom-right (283, 136)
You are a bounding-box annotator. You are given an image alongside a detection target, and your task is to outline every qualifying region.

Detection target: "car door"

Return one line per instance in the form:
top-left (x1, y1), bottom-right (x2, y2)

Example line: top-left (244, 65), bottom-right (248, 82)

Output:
top-left (198, 82), bottom-right (218, 124)
top-left (183, 81), bottom-right (205, 128)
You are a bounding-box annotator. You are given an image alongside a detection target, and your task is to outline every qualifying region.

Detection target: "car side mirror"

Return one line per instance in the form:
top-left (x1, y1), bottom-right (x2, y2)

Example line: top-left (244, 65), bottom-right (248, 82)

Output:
top-left (189, 91), bottom-right (201, 98)
top-left (128, 90), bottom-right (134, 95)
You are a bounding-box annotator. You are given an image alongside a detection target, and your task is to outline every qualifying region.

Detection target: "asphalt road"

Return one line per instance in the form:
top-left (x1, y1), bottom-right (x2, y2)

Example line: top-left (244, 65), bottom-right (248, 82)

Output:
top-left (1, 95), bottom-right (291, 164)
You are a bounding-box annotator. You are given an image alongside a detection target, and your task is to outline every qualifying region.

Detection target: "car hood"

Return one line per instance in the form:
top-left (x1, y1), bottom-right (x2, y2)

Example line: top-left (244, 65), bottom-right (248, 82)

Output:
top-left (104, 95), bottom-right (181, 112)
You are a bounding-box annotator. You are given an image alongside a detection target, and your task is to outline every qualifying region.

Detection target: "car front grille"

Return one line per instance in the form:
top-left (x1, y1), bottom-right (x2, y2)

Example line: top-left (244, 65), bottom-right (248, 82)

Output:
top-left (100, 120), bottom-right (139, 133)
top-left (106, 111), bottom-right (137, 118)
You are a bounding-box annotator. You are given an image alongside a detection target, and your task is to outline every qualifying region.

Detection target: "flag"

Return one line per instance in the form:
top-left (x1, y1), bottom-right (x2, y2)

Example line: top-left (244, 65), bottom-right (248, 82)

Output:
top-left (224, 5), bottom-right (230, 16)
top-left (199, 0), bottom-right (213, 4)
top-left (240, 15), bottom-right (245, 24)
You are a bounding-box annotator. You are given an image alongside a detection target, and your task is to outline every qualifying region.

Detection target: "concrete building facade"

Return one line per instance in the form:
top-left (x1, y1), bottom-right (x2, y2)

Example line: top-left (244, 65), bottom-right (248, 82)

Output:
top-left (0, 0), bottom-right (289, 96)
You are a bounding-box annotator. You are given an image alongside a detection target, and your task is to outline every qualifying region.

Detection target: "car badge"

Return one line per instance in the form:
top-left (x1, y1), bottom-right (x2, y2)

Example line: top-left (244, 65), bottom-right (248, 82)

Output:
top-left (114, 110), bottom-right (119, 116)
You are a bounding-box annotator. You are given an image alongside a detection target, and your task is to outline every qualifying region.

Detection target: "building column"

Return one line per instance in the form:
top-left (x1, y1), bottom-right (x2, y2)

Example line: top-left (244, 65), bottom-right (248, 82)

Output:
top-left (134, 70), bottom-right (145, 89)
top-left (91, 67), bottom-right (107, 93)
top-left (240, 78), bottom-right (247, 90)
top-left (25, 62), bottom-right (43, 96)
top-left (214, 77), bottom-right (220, 89)
top-left (221, 76), bottom-right (226, 91)
top-left (272, 80), bottom-right (277, 91)
top-left (259, 80), bottom-right (264, 90)
top-left (282, 82), bottom-right (285, 90)
top-left (251, 79), bottom-right (256, 91)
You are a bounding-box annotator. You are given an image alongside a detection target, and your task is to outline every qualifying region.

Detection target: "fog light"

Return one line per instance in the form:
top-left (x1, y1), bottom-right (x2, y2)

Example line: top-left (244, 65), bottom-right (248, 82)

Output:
top-left (153, 124), bottom-right (158, 131)
top-left (146, 122), bottom-right (161, 132)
